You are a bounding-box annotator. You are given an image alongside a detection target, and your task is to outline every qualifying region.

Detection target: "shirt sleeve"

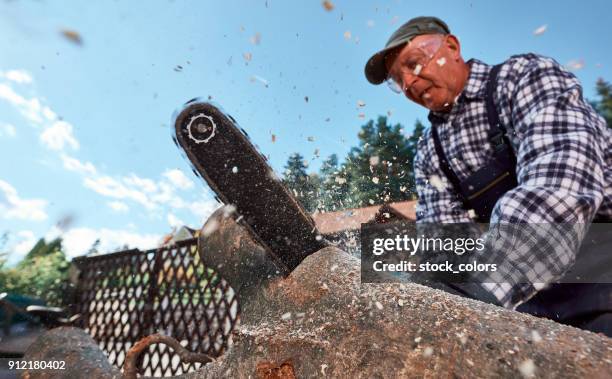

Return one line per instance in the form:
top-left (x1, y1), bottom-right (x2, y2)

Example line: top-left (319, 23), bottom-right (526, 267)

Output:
top-left (484, 55), bottom-right (607, 308)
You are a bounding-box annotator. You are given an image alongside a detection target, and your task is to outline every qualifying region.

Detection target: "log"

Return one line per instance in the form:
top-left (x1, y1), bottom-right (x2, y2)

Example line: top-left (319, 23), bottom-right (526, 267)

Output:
top-left (22, 214), bottom-right (612, 378)
top-left (186, 246), bottom-right (612, 379)
top-left (21, 326), bottom-right (120, 379)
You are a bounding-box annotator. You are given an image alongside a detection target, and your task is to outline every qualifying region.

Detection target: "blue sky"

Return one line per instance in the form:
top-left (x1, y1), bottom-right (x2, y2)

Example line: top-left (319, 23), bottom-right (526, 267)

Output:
top-left (1, 0), bottom-right (610, 263)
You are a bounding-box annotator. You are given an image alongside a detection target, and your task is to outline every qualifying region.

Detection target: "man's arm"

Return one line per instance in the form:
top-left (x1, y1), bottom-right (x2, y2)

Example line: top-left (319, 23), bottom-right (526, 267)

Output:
top-left (484, 55), bottom-right (607, 308)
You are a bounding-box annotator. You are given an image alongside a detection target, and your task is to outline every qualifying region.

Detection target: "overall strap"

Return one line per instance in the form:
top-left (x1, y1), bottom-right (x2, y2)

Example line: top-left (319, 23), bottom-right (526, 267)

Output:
top-left (430, 63), bottom-right (513, 208)
top-left (485, 64), bottom-right (515, 158)
top-left (431, 124), bottom-right (466, 204)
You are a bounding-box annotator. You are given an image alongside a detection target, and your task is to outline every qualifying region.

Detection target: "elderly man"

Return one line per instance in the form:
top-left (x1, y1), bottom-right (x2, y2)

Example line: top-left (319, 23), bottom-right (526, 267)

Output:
top-left (365, 16), bottom-right (611, 334)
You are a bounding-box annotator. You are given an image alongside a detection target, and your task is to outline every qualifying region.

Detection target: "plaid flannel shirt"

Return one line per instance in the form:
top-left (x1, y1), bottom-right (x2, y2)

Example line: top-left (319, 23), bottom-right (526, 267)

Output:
top-left (414, 53), bottom-right (611, 308)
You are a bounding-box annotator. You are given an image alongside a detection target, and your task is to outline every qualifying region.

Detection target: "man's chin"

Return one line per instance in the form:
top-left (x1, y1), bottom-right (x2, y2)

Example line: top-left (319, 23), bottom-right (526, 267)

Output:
top-left (418, 92), bottom-right (451, 112)
top-left (407, 93), bottom-right (450, 112)
top-left (423, 101), bottom-right (450, 113)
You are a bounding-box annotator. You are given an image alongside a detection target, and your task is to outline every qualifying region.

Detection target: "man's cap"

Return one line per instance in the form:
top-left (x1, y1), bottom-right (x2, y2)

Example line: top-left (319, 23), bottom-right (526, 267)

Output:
top-left (364, 16), bottom-right (450, 85)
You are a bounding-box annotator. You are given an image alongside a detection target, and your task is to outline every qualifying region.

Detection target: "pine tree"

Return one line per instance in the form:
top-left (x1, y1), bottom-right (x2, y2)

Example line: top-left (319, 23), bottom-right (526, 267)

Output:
top-left (0, 232), bottom-right (8, 251)
top-left (307, 172), bottom-right (323, 211)
top-left (24, 237), bottom-right (62, 260)
top-left (404, 119), bottom-right (426, 197)
top-left (86, 239), bottom-right (101, 256)
top-left (282, 153), bottom-right (320, 212)
top-left (343, 116), bottom-right (416, 207)
top-left (0, 232), bottom-right (8, 268)
top-left (591, 78), bottom-right (612, 128)
top-left (319, 154), bottom-right (353, 211)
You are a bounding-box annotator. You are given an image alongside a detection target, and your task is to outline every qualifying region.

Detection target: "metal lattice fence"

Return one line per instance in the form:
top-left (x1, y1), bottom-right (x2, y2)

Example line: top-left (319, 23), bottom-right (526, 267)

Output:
top-left (68, 238), bottom-right (239, 377)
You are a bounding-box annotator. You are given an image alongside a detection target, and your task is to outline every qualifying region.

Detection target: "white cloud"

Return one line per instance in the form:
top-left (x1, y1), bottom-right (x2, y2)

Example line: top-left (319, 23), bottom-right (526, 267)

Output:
top-left (0, 73), bottom-right (209, 224)
top-left (81, 170), bottom-right (219, 226)
top-left (190, 199), bottom-right (220, 221)
top-left (150, 182), bottom-right (185, 208)
top-left (163, 169), bottom-right (194, 190)
top-left (0, 69), bottom-right (33, 84)
top-left (13, 230), bottom-right (37, 255)
top-left (0, 72), bottom-right (218, 230)
top-left (107, 201), bottom-right (129, 212)
top-left (167, 213), bottom-right (184, 228)
top-left (0, 123), bottom-right (16, 137)
top-left (39, 120), bottom-right (79, 151)
top-left (61, 154), bottom-right (96, 175)
top-left (83, 175), bottom-right (153, 209)
top-left (82, 170), bottom-right (201, 215)
top-left (83, 175), bottom-right (131, 197)
top-left (42, 106), bottom-right (57, 121)
top-left (52, 137), bottom-right (215, 223)
top-left (83, 171), bottom-right (186, 209)
top-left (5, 70), bottom-right (32, 84)
top-left (0, 77), bottom-right (80, 153)
top-left (56, 227), bottom-right (161, 258)
top-left (124, 174), bottom-right (158, 193)
top-left (0, 179), bottom-right (48, 221)
top-left (1, 230), bottom-right (39, 265)
top-left (0, 84), bottom-right (44, 124)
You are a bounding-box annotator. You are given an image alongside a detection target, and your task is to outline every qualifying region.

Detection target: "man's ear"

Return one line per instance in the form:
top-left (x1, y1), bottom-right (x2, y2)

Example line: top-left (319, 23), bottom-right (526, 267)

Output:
top-left (445, 35), bottom-right (462, 60)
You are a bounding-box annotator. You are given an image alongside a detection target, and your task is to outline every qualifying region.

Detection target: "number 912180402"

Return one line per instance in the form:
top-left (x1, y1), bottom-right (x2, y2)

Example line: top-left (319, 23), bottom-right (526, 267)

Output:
top-left (8, 360), bottom-right (66, 370)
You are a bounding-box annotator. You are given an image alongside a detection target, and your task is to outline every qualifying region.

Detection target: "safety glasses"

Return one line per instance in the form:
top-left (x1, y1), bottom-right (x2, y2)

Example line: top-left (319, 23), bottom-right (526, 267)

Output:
top-left (386, 37), bottom-right (445, 95)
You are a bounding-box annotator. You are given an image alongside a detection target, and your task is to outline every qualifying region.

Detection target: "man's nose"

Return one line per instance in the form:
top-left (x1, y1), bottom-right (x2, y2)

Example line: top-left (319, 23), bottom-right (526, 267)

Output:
top-left (401, 73), bottom-right (419, 92)
top-left (402, 75), bottom-right (425, 97)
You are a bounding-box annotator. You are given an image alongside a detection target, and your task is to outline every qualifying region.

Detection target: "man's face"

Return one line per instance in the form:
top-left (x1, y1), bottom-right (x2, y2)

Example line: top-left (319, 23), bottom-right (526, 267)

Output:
top-left (385, 34), bottom-right (464, 112)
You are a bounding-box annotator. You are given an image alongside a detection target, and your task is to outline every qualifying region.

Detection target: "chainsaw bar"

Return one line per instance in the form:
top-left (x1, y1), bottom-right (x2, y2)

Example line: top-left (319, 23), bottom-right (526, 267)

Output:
top-left (173, 99), bottom-right (327, 274)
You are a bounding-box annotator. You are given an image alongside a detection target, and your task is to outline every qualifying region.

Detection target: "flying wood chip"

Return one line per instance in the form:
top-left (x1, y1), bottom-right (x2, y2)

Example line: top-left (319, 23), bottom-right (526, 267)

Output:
top-left (60, 29), bottom-right (83, 45)
top-left (533, 25), bottom-right (547, 36)
top-left (322, 1), bottom-right (334, 11)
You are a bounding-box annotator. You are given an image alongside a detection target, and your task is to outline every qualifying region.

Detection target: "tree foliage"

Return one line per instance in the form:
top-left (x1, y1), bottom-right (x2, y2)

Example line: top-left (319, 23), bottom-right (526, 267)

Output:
top-left (283, 117), bottom-right (425, 212)
top-left (343, 116), bottom-right (415, 207)
top-left (282, 153), bottom-right (321, 212)
top-left (0, 238), bottom-right (70, 306)
top-left (285, 75), bottom-right (610, 213)
top-left (318, 154), bottom-right (354, 211)
top-left (591, 78), bottom-right (612, 128)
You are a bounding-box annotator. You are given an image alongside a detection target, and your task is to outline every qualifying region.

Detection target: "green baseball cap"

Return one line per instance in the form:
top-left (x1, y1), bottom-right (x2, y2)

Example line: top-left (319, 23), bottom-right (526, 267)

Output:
top-left (364, 16), bottom-right (450, 85)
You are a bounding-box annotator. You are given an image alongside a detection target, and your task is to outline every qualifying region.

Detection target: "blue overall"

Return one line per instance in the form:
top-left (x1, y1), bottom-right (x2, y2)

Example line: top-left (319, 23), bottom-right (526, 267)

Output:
top-left (431, 64), bottom-right (612, 336)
